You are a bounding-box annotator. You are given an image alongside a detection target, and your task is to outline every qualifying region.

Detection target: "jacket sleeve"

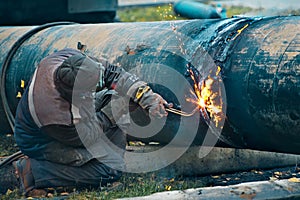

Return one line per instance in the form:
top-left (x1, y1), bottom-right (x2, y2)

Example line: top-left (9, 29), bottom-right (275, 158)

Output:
top-left (98, 58), bottom-right (147, 98)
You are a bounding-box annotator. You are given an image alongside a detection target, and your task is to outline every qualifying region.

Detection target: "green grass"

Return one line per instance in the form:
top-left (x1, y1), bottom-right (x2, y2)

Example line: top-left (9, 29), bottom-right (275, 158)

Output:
top-left (117, 4), bottom-right (259, 22)
top-left (0, 134), bottom-right (19, 157)
top-left (224, 5), bottom-right (259, 17)
top-left (117, 4), bottom-right (185, 22)
top-left (117, 4), bottom-right (300, 23)
top-left (66, 173), bottom-right (206, 200)
top-left (2, 166), bottom-right (300, 199)
top-left (0, 173), bottom-right (206, 200)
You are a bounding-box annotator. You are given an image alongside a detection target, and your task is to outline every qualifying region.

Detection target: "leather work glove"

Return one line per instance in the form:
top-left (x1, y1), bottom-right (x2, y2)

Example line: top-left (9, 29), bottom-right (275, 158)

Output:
top-left (132, 85), bottom-right (171, 118)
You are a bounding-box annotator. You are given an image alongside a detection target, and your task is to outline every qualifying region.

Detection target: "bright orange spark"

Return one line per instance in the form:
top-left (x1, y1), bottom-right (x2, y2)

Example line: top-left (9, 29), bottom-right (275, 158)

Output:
top-left (187, 67), bottom-right (223, 127)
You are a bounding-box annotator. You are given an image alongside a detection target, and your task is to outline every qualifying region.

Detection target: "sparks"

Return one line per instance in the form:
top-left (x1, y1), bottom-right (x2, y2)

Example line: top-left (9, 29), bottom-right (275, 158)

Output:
top-left (187, 66), bottom-right (223, 127)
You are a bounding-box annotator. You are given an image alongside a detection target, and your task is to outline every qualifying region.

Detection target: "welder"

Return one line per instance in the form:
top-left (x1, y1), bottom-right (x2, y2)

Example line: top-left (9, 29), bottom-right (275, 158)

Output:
top-left (0, 48), bottom-right (171, 197)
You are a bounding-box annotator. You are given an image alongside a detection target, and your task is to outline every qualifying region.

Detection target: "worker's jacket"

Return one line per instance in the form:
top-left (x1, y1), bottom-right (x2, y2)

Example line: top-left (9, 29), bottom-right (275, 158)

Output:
top-left (14, 48), bottom-right (132, 169)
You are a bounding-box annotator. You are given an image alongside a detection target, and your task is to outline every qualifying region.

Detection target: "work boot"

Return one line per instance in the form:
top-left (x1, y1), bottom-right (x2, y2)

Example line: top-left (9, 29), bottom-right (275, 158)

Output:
top-left (13, 157), bottom-right (47, 197)
top-left (0, 163), bottom-right (19, 194)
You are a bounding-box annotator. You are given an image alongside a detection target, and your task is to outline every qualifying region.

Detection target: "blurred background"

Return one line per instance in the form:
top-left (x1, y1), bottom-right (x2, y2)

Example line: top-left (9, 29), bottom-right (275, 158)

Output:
top-left (0, 0), bottom-right (299, 25)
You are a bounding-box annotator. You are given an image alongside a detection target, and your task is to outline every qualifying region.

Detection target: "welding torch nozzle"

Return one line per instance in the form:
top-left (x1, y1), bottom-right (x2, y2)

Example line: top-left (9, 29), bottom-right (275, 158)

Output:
top-left (164, 103), bottom-right (198, 117)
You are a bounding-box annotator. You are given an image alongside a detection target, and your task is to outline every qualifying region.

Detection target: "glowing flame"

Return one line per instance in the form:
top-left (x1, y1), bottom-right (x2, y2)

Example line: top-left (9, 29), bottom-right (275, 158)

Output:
top-left (187, 66), bottom-right (223, 127)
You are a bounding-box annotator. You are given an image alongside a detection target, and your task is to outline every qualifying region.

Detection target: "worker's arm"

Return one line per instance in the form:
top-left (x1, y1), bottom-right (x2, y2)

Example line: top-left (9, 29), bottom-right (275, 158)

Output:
top-left (98, 60), bottom-right (171, 118)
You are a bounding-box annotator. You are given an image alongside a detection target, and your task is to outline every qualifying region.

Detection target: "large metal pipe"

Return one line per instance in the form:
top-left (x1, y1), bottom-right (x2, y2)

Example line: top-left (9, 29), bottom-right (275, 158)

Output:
top-left (0, 16), bottom-right (299, 154)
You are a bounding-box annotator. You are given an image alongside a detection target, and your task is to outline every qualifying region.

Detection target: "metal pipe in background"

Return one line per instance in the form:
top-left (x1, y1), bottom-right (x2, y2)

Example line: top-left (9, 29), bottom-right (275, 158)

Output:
top-left (173, 0), bottom-right (222, 19)
top-left (0, 16), bottom-right (299, 154)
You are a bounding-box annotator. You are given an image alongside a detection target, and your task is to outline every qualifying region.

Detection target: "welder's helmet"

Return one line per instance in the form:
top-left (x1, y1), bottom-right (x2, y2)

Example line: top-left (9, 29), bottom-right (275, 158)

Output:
top-left (54, 53), bottom-right (101, 102)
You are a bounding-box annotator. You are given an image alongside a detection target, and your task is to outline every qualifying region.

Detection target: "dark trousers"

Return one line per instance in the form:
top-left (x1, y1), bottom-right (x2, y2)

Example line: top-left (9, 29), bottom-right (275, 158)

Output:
top-left (31, 158), bottom-right (121, 189)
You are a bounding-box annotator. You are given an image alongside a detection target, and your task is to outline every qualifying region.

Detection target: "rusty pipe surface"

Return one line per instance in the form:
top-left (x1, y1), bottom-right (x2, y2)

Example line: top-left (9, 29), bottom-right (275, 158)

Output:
top-left (0, 16), bottom-right (299, 154)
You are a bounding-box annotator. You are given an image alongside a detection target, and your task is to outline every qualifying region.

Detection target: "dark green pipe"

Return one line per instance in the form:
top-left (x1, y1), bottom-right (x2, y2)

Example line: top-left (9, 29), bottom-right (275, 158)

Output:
top-left (173, 0), bottom-right (221, 19)
top-left (0, 16), bottom-right (299, 154)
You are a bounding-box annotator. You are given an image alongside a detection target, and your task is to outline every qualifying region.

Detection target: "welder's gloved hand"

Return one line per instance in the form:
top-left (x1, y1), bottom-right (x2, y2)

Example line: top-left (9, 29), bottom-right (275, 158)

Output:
top-left (132, 85), bottom-right (172, 118)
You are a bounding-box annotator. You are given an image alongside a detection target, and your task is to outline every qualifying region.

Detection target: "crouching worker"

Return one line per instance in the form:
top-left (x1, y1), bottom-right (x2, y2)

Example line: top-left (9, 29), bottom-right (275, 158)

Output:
top-left (0, 48), bottom-right (170, 197)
